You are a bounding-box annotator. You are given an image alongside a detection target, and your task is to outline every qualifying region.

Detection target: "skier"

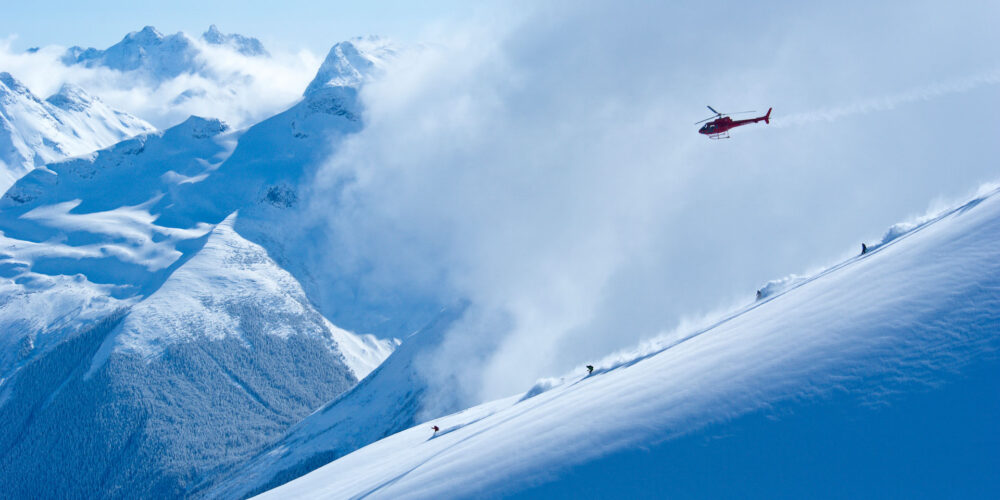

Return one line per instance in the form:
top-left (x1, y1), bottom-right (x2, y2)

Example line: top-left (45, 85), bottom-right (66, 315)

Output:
top-left (755, 289), bottom-right (762, 300)
top-left (586, 365), bottom-right (594, 375)
top-left (861, 243), bottom-right (868, 255)
top-left (432, 425), bottom-right (440, 434)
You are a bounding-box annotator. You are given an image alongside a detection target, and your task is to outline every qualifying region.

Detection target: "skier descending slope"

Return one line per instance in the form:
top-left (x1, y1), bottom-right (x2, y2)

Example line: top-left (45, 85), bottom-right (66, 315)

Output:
top-left (257, 184), bottom-right (1000, 499)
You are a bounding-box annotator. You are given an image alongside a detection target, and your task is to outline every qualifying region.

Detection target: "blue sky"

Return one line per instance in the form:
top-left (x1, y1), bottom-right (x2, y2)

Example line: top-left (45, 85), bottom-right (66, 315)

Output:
top-left (0, 0), bottom-right (483, 53)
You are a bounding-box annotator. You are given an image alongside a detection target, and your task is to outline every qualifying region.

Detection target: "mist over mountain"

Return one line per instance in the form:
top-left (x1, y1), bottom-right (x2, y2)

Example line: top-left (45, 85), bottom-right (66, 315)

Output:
top-left (60, 25), bottom-right (269, 81)
top-left (0, 36), bottom-right (396, 498)
top-left (0, 3), bottom-right (998, 498)
top-left (1, 25), bottom-right (319, 130)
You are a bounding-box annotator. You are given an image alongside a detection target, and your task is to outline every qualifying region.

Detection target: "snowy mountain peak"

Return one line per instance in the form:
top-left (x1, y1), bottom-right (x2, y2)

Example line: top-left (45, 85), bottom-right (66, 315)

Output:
top-left (62, 26), bottom-right (199, 77)
top-left (61, 25), bottom-right (272, 79)
top-left (202, 24), bottom-right (225, 41)
top-left (202, 24), bottom-right (269, 56)
top-left (304, 37), bottom-right (396, 96)
top-left (129, 25), bottom-right (165, 43)
top-left (53, 26), bottom-right (289, 129)
top-left (45, 83), bottom-right (96, 112)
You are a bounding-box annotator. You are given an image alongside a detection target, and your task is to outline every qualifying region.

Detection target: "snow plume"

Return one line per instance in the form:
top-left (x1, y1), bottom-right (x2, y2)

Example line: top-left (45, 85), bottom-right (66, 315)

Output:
top-left (307, 0), bottom-right (1000, 412)
top-left (773, 70), bottom-right (1000, 128)
top-left (310, 7), bottom-right (685, 409)
top-left (0, 33), bottom-right (319, 129)
top-left (590, 180), bottom-right (1000, 380)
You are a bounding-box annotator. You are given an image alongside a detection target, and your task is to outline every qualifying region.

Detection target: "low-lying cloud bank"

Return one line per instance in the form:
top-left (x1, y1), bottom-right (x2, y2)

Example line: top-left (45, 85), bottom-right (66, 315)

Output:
top-left (0, 32), bottom-right (320, 129)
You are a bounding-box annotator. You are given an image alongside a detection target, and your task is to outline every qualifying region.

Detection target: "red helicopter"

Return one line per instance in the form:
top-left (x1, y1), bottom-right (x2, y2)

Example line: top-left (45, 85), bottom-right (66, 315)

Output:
top-left (696, 106), bottom-right (772, 139)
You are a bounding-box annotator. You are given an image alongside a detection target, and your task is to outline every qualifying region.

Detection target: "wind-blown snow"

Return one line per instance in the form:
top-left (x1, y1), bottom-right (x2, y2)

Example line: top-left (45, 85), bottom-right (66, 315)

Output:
top-left (2, 6), bottom-right (996, 496)
top-left (287, 2), bottom-right (1000, 419)
top-left (258, 184), bottom-right (1000, 499)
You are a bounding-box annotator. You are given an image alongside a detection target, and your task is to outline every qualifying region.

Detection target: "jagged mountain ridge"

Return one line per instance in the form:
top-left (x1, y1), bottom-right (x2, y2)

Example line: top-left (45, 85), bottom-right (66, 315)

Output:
top-left (61, 25), bottom-right (269, 80)
top-left (0, 72), bottom-right (154, 191)
top-left (53, 25), bottom-right (297, 130)
top-left (202, 24), bottom-right (269, 56)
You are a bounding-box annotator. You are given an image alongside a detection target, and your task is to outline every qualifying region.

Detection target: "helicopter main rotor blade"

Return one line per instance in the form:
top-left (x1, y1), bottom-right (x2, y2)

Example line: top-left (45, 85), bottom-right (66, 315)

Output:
top-left (694, 116), bottom-right (716, 124)
top-left (707, 105), bottom-right (720, 115)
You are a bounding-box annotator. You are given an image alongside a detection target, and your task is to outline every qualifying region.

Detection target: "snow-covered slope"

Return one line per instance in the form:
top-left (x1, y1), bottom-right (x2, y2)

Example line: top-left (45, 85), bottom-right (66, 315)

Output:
top-left (257, 185), bottom-right (1000, 499)
top-left (0, 215), bottom-right (360, 497)
top-left (205, 307), bottom-right (462, 499)
top-left (0, 115), bottom-right (232, 376)
top-left (0, 38), bottom-right (395, 377)
top-left (0, 39), bottom-right (398, 498)
top-left (84, 214), bottom-right (390, 382)
top-left (0, 72), bottom-right (154, 191)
